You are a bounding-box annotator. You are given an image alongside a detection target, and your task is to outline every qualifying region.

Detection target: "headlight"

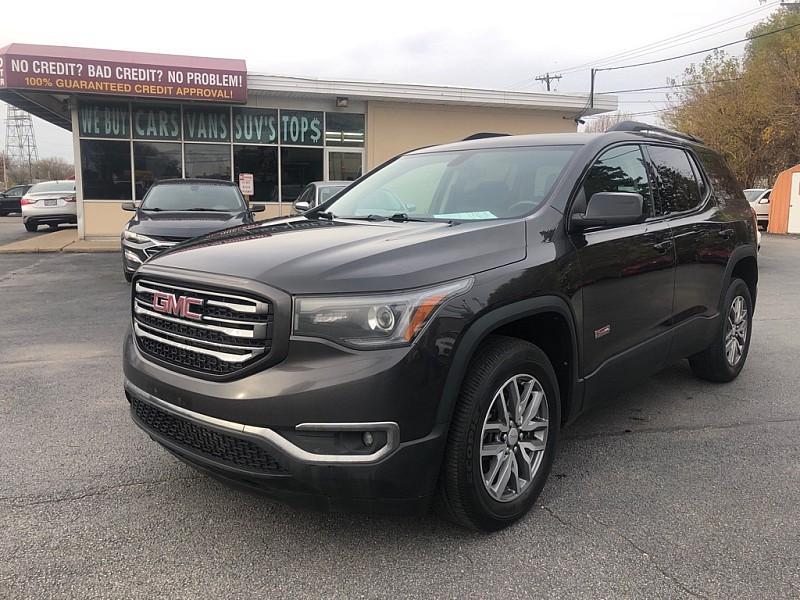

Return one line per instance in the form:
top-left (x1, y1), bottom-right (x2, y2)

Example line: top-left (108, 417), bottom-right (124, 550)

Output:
top-left (293, 278), bottom-right (473, 348)
top-left (122, 230), bottom-right (153, 244)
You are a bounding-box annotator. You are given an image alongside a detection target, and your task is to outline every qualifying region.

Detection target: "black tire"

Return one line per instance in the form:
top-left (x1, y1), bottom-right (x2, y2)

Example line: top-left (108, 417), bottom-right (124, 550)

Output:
top-left (124, 271), bottom-right (133, 283)
top-left (689, 278), bottom-right (753, 382)
top-left (24, 221), bottom-right (38, 232)
top-left (0, 211), bottom-right (8, 217)
top-left (438, 335), bottom-right (560, 531)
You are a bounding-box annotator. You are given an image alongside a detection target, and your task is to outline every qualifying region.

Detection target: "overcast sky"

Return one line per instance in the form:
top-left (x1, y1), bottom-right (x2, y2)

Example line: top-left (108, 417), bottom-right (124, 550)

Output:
top-left (0, 0), bottom-right (778, 162)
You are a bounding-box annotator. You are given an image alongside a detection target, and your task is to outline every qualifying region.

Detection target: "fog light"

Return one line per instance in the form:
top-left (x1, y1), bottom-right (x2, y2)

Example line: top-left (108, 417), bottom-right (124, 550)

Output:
top-left (362, 431), bottom-right (374, 446)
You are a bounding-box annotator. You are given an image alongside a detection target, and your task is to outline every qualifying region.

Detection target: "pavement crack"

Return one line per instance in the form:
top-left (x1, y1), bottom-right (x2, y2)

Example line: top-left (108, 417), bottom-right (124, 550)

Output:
top-left (0, 475), bottom-right (201, 507)
top-left (585, 513), bottom-right (707, 599)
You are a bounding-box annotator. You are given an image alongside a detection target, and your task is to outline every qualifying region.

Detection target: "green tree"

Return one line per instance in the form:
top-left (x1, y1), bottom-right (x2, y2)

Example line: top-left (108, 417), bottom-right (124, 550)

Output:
top-left (664, 8), bottom-right (800, 187)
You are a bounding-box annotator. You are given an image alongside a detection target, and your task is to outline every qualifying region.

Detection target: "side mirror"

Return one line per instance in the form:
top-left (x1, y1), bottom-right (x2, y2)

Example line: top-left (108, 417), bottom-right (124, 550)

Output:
top-left (571, 192), bottom-right (645, 230)
top-left (250, 203), bottom-right (266, 213)
top-left (293, 200), bottom-right (311, 213)
top-left (759, 197), bottom-right (770, 204)
top-left (121, 202), bottom-right (137, 212)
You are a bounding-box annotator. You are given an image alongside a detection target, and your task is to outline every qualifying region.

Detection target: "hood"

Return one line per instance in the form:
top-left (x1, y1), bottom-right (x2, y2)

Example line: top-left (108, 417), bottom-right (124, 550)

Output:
top-left (127, 210), bottom-right (251, 240)
top-left (145, 217), bottom-right (527, 294)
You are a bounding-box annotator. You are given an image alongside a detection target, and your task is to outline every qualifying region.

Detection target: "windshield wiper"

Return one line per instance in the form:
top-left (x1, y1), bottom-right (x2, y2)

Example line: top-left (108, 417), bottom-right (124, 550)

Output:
top-left (307, 211), bottom-right (335, 220)
top-left (185, 207), bottom-right (226, 212)
top-left (141, 207), bottom-right (162, 212)
top-left (343, 213), bottom-right (431, 222)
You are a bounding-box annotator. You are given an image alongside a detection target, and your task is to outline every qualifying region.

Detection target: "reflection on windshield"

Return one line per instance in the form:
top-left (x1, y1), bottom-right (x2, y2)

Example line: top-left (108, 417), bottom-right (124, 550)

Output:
top-left (324, 146), bottom-right (577, 221)
top-left (141, 183), bottom-right (245, 212)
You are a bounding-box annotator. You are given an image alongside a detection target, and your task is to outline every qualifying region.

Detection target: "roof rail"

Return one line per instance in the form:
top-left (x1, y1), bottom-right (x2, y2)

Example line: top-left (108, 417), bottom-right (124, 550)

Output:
top-left (462, 132), bottom-right (510, 141)
top-left (607, 120), bottom-right (703, 144)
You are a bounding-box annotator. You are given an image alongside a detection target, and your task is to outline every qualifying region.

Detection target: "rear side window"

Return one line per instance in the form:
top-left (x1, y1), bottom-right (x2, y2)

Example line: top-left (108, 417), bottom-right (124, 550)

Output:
top-left (583, 145), bottom-right (654, 218)
top-left (648, 146), bottom-right (702, 213)
top-left (694, 147), bottom-right (744, 207)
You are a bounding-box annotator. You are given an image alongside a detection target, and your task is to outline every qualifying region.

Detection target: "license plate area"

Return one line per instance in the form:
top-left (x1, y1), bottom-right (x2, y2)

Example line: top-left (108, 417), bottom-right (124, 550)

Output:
top-left (44, 199), bottom-right (57, 207)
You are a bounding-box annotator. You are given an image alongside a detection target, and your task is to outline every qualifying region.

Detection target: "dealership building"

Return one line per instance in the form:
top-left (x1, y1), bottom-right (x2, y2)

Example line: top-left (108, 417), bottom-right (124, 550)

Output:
top-left (0, 43), bottom-right (617, 240)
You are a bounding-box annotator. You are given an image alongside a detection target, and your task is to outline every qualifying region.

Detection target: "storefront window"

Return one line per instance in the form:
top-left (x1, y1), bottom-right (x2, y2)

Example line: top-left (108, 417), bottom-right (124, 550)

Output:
top-left (134, 142), bottom-right (183, 199)
top-left (184, 144), bottom-right (231, 180)
top-left (281, 147), bottom-right (323, 200)
top-left (78, 102), bottom-right (130, 139)
top-left (80, 140), bottom-right (133, 200)
top-left (233, 108), bottom-right (278, 144)
top-left (325, 113), bottom-right (365, 147)
top-left (183, 107), bottom-right (231, 142)
top-left (328, 151), bottom-right (363, 181)
top-left (233, 146), bottom-right (278, 202)
top-left (132, 104), bottom-right (181, 141)
top-left (279, 110), bottom-right (323, 146)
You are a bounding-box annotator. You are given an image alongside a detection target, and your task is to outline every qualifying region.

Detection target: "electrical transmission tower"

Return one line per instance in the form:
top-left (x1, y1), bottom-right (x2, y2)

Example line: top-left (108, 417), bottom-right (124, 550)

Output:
top-left (4, 104), bottom-right (39, 185)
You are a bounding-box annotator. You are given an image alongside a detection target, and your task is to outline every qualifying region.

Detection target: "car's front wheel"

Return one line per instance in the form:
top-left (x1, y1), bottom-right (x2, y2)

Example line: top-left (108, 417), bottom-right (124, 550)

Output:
top-left (438, 336), bottom-right (559, 531)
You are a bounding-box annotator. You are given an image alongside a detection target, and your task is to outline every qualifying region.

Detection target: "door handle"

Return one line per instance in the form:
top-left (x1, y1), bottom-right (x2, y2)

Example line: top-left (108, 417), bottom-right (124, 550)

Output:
top-left (653, 240), bottom-right (673, 253)
top-left (719, 228), bottom-right (735, 239)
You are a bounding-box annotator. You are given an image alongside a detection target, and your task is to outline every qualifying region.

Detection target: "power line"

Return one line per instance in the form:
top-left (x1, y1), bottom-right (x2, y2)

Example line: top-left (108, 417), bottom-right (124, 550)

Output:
top-left (597, 20), bottom-right (800, 72)
top-left (534, 72), bottom-right (562, 91)
top-left (601, 77), bottom-right (743, 95)
top-left (538, 2), bottom-right (777, 78)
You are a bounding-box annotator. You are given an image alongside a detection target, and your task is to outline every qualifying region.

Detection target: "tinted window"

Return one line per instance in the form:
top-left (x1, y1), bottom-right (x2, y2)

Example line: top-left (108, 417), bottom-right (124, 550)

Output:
top-left (326, 146), bottom-right (576, 220)
top-left (583, 145), bottom-right (654, 217)
top-left (648, 146), bottom-right (702, 213)
top-left (694, 147), bottom-right (743, 208)
top-left (233, 145), bottom-right (279, 202)
top-left (80, 140), bottom-right (132, 200)
top-left (4, 185), bottom-right (27, 197)
top-left (141, 183), bottom-right (244, 212)
top-left (134, 142), bottom-right (182, 199)
top-left (281, 147), bottom-right (323, 201)
top-left (184, 144), bottom-right (231, 180)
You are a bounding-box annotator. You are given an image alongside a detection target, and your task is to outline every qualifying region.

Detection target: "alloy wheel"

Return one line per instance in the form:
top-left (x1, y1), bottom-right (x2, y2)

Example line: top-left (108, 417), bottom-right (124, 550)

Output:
top-left (479, 374), bottom-right (549, 503)
top-left (725, 295), bottom-right (748, 366)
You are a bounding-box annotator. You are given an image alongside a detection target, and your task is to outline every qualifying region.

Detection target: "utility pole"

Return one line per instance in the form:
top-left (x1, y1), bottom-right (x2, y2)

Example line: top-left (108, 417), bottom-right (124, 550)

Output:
top-left (535, 72), bottom-right (562, 91)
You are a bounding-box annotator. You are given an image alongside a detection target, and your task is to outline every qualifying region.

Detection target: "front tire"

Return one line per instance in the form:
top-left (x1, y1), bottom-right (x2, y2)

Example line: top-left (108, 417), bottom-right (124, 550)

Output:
top-left (438, 335), bottom-right (560, 531)
top-left (689, 278), bottom-right (753, 382)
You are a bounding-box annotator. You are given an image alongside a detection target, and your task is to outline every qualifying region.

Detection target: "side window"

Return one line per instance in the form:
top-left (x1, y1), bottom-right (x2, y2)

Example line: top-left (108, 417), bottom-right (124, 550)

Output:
top-left (648, 146), bottom-right (702, 214)
top-left (297, 185), bottom-right (314, 206)
top-left (583, 145), bottom-right (654, 218)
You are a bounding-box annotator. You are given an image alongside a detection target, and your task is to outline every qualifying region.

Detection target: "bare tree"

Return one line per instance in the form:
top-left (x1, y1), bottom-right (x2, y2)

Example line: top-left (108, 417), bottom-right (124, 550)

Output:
top-left (581, 112), bottom-right (636, 133)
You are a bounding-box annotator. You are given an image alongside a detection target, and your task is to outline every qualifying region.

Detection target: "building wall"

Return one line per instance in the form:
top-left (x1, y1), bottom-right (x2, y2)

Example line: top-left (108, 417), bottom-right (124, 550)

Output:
top-left (767, 164), bottom-right (800, 235)
top-left (365, 101), bottom-right (577, 169)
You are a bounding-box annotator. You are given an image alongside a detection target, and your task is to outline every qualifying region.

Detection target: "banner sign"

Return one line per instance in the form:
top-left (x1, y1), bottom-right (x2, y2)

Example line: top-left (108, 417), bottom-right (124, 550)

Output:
top-left (0, 44), bottom-right (247, 103)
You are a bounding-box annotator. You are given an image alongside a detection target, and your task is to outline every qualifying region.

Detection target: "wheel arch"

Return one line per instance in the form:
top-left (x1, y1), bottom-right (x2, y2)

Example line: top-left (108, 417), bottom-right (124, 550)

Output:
top-left (723, 245), bottom-right (758, 311)
top-left (437, 296), bottom-right (581, 429)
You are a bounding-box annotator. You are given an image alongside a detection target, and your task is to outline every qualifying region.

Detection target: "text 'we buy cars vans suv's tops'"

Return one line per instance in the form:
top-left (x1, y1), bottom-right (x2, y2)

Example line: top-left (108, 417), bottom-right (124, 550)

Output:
top-left (123, 122), bottom-right (758, 531)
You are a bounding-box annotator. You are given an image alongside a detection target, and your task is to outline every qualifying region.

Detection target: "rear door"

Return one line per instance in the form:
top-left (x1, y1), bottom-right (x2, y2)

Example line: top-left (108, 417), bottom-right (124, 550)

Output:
top-left (572, 144), bottom-right (676, 403)
top-left (646, 144), bottom-right (734, 360)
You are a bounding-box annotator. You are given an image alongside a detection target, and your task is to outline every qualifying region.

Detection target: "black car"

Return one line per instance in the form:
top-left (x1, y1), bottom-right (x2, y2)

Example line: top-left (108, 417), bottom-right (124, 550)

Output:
top-left (121, 179), bottom-right (264, 282)
top-left (0, 184), bottom-right (32, 216)
top-left (123, 122), bottom-right (758, 531)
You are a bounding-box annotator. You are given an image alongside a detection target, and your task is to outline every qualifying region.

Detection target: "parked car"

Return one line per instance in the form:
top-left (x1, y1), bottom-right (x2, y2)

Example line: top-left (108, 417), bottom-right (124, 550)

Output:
top-left (745, 188), bottom-right (771, 229)
top-left (121, 178), bottom-right (265, 282)
top-left (124, 122), bottom-right (758, 531)
top-left (291, 180), bottom-right (350, 214)
top-left (21, 181), bottom-right (76, 231)
top-left (0, 184), bottom-right (32, 216)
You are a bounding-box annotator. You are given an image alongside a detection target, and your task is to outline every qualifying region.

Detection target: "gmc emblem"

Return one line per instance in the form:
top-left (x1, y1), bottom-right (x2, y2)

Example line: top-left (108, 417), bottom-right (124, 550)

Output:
top-left (152, 291), bottom-right (203, 320)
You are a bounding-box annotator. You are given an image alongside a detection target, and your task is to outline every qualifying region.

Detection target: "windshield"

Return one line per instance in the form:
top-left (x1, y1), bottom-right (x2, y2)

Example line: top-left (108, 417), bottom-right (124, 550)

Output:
top-left (141, 183), bottom-right (245, 211)
top-left (322, 146), bottom-right (577, 220)
top-left (29, 181), bottom-right (75, 194)
top-left (744, 189), bottom-right (766, 202)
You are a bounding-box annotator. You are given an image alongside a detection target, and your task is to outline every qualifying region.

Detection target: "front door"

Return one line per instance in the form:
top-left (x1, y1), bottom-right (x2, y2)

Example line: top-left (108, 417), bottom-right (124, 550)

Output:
top-left (571, 144), bottom-right (676, 405)
top-left (326, 149), bottom-right (363, 182)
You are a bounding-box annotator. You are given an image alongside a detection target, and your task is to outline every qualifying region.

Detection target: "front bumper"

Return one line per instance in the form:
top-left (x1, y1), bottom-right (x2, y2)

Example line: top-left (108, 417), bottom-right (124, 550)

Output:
top-left (123, 329), bottom-right (450, 513)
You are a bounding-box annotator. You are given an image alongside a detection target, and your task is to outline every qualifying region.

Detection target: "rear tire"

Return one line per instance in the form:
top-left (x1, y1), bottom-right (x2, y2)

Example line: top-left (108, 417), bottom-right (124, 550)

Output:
top-left (689, 278), bottom-right (753, 382)
top-left (24, 221), bottom-right (38, 232)
top-left (438, 335), bottom-right (560, 531)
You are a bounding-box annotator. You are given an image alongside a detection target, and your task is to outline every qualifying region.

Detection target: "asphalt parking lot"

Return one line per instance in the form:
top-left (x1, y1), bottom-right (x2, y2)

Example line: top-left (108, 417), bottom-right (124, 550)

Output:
top-left (0, 215), bottom-right (76, 246)
top-left (1, 235), bottom-right (798, 599)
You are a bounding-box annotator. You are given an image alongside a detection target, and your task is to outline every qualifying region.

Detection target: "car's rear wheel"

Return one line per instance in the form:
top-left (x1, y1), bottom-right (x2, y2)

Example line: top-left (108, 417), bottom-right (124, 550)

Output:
top-left (24, 221), bottom-right (38, 232)
top-left (689, 278), bottom-right (753, 382)
top-left (438, 335), bottom-right (559, 531)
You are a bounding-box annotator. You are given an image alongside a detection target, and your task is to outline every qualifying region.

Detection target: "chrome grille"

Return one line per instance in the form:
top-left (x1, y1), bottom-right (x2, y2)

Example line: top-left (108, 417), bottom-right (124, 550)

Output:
top-left (133, 279), bottom-right (272, 377)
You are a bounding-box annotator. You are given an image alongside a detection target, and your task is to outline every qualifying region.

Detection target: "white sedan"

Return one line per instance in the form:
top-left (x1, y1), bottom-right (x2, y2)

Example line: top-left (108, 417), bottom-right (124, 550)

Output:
top-left (21, 180), bottom-right (77, 232)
